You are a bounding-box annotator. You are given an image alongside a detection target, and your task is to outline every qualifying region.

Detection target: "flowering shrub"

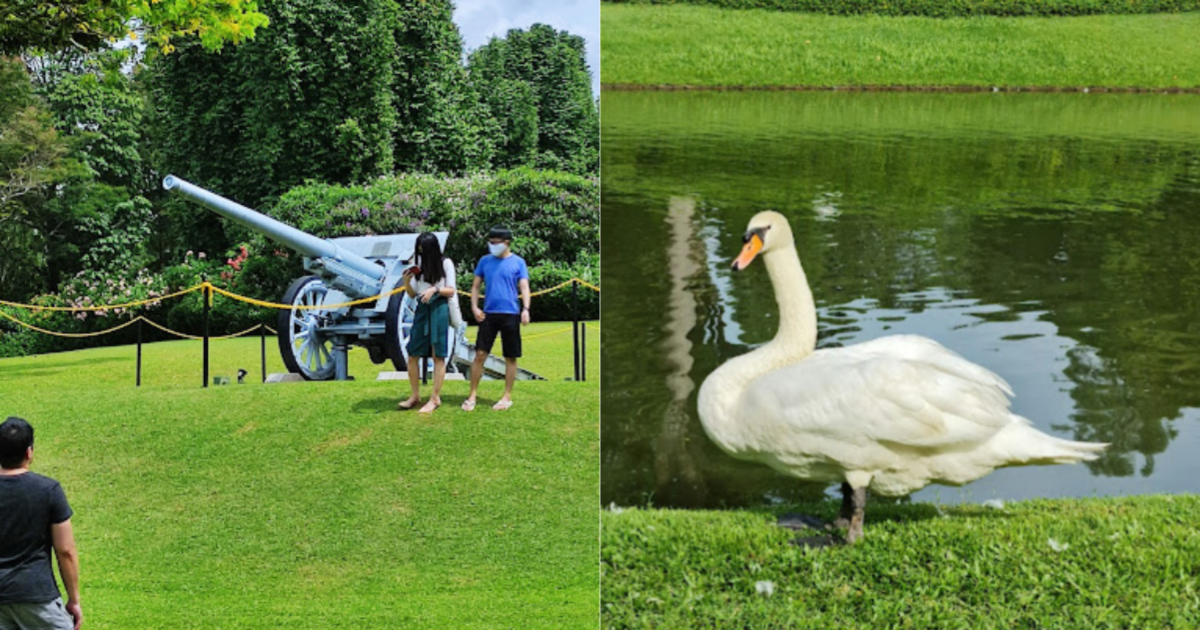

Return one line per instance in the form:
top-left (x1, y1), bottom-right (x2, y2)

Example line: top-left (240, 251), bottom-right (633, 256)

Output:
top-left (0, 249), bottom-right (268, 357)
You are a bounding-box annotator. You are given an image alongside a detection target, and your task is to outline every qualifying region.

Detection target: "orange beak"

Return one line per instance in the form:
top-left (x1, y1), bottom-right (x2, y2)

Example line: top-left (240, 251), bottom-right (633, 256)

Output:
top-left (732, 233), bottom-right (763, 271)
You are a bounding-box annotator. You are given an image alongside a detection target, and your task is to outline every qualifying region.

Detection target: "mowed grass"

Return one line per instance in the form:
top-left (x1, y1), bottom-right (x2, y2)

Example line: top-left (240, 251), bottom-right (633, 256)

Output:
top-left (602, 497), bottom-right (1200, 628)
top-left (0, 322), bottom-right (599, 629)
top-left (601, 3), bottom-right (1200, 88)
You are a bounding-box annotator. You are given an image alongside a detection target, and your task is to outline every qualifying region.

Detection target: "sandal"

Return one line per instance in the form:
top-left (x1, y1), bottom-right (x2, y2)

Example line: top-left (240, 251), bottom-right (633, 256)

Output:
top-left (461, 399), bottom-right (476, 412)
top-left (492, 399), bottom-right (513, 411)
top-left (398, 397), bottom-right (420, 410)
top-left (419, 399), bottom-right (441, 415)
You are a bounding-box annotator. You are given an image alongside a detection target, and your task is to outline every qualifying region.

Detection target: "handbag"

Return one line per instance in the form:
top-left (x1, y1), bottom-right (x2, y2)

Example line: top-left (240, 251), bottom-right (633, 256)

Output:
top-left (445, 258), bottom-right (464, 328)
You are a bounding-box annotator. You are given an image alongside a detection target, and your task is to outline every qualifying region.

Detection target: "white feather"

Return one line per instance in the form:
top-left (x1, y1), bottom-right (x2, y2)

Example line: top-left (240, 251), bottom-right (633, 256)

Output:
top-left (698, 211), bottom-right (1108, 497)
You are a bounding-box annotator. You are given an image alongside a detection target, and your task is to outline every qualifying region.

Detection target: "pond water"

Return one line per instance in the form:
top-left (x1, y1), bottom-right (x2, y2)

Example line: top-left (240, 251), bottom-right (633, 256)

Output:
top-left (601, 91), bottom-right (1200, 508)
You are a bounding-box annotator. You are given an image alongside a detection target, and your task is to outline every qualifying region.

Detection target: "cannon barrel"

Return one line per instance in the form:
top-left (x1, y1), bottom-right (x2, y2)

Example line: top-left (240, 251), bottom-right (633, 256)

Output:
top-left (163, 175), bottom-right (384, 283)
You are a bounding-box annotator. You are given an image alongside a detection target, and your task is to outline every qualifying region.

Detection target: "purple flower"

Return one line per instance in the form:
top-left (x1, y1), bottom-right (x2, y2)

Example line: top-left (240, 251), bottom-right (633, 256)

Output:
top-left (361, 208), bottom-right (370, 219)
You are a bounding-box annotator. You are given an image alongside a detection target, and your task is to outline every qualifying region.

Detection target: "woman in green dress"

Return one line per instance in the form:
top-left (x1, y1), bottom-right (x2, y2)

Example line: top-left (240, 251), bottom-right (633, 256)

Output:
top-left (398, 232), bottom-right (457, 413)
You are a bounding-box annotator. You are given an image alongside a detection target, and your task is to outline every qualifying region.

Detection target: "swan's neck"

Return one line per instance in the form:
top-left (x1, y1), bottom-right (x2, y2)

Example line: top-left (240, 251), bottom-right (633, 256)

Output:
top-left (698, 245), bottom-right (818, 445)
top-left (703, 246), bottom-right (817, 395)
top-left (761, 245), bottom-right (817, 363)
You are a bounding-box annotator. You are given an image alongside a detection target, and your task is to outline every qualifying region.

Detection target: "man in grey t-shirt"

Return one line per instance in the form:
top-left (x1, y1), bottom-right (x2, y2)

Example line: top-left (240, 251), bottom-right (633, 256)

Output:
top-left (0, 417), bottom-right (82, 630)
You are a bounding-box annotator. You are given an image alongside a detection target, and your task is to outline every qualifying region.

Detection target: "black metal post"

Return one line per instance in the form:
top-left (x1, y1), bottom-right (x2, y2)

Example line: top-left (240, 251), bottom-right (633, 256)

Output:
top-left (203, 284), bottom-right (210, 388)
top-left (136, 318), bottom-right (143, 387)
top-left (572, 279), bottom-right (580, 381)
top-left (581, 321), bottom-right (586, 382)
top-left (260, 323), bottom-right (266, 383)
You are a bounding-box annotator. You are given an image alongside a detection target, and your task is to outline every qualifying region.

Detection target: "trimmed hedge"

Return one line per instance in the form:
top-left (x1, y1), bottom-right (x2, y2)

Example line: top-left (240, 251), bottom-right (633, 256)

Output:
top-left (603, 0), bottom-right (1200, 17)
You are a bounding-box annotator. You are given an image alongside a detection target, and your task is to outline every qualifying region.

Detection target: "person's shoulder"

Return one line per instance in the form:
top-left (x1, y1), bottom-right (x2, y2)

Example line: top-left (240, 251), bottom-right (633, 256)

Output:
top-left (20, 471), bottom-right (62, 491)
top-left (511, 254), bottom-right (528, 265)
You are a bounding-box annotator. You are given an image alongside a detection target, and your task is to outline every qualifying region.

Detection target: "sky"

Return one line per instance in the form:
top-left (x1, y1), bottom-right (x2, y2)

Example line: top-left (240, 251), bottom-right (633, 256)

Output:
top-left (453, 0), bottom-right (600, 96)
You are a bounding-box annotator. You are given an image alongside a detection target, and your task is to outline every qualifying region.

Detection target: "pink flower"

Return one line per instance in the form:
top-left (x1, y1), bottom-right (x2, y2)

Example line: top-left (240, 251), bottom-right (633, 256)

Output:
top-left (198, 252), bottom-right (207, 260)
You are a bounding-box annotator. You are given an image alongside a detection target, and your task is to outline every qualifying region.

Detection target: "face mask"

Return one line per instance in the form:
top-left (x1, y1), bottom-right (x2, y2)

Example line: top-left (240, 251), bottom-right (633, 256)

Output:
top-left (488, 242), bottom-right (508, 257)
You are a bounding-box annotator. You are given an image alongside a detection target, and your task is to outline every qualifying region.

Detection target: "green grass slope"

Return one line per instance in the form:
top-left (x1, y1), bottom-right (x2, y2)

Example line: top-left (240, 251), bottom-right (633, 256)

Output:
top-left (602, 497), bottom-right (1200, 628)
top-left (601, 4), bottom-right (1200, 88)
top-left (0, 324), bottom-right (599, 629)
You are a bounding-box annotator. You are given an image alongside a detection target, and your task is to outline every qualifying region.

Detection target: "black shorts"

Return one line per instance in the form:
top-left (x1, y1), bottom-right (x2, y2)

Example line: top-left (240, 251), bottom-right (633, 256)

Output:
top-left (476, 313), bottom-right (522, 358)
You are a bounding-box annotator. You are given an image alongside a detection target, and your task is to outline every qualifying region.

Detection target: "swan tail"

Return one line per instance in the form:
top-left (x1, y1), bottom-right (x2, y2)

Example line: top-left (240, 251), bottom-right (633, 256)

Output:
top-left (996, 419), bottom-right (1109, 467)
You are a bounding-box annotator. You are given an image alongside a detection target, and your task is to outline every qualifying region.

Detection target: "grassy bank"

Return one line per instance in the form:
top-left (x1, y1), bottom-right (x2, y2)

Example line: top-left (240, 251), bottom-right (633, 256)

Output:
top-left (0, 327), bottom-right (599, 629)
top-left (601, 4), bottom-right (1200, 88)
top-left (602, 496), bottom-right (1200, 628)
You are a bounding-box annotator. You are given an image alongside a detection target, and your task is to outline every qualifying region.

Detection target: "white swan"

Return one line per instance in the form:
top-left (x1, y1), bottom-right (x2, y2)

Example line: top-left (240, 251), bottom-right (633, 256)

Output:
top-left (697, 211), bottom-right (1108, 543)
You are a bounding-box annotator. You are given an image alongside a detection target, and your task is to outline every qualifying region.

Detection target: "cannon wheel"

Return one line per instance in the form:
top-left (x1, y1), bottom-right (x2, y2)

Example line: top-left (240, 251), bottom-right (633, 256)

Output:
top-left (384, 282), bottom-right (415, 372)
top-left (277, 276), bottom-right (336, 380)
top-left (384, 286), bottom-right (461, 373)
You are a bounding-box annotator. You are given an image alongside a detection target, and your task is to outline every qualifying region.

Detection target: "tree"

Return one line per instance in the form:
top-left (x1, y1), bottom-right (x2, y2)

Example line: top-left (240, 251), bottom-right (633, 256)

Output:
top-left (146, 0), bottom-right (399, 208)
top-left (34, 48), bottom-right (149, 191)
top-left (468, 24), bottom-right (599, 175)
top-left (0, 58), bottom-right (91, 299)
top-left (0, 0), bottom-right (269, 56)
top-left (391, 0), bottom-right (496, 174)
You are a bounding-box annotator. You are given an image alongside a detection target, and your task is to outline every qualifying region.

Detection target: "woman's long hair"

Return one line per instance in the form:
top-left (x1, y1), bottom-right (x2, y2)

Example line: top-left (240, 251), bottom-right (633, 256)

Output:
top-left (413, 232), bottom-right (445, 286)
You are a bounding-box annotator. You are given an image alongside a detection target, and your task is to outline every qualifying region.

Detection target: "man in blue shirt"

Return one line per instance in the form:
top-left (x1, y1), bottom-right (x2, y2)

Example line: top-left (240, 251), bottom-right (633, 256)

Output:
top-left (463, 226), bottom-right (530, 411)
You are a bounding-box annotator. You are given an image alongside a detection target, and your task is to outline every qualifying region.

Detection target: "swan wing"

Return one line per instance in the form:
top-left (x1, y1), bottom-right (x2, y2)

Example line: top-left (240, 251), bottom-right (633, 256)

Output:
top-left (741, 336), bottom-right (1016, 450)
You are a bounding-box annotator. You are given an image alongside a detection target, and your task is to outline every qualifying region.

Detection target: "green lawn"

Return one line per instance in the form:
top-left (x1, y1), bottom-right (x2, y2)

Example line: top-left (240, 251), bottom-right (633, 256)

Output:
top-left (601, 3), bottom-right (1200, 88)
top-left (602, 496), bottom-right (1200, 628)
top-left (0, 322), bottom-right (599, 629)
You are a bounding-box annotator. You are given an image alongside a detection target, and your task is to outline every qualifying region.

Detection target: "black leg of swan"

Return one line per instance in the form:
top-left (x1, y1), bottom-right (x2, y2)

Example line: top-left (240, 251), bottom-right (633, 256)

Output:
top-left (845, 485), bottom-right (867, 544)
top-left (833, 481), bottom-right (854, 530)
top-left (777, 482), bottom-right (868, 547)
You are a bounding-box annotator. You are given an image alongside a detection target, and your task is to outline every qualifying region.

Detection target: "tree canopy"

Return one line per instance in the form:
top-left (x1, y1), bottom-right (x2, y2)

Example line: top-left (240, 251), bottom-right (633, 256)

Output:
top-left (0, 0), bottom-right (269, 55)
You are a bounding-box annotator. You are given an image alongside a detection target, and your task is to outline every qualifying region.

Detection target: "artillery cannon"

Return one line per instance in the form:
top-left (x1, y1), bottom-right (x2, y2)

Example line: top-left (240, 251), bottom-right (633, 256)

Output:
top-left (163, 175), bottom-right (543, 382)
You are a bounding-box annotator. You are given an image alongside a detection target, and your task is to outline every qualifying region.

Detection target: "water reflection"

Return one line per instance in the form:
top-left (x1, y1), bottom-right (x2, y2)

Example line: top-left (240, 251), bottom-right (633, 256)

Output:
top-left (601, 91), bottom-right (1200, 507)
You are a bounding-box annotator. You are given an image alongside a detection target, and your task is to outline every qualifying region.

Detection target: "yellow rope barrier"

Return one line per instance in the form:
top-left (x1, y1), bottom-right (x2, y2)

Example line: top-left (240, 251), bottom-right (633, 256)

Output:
top-left (455, 278), bottom-right (597, 298)
top-left (1, 278), bottom-right (597, 313)
top-left (140, 318), bottom-right (265, 341)
top-left (0, 309), bottom-right (270, 341)
top-left (523, 325), bottom-right (575, 341)
top-left (205, 283), bottom-right (411, 311)
top-left (0, 276), bottom-right (597, 338)
top-left (0, 284), bottom-right (204, 312)
top-left (0, 310), bottom-right (144, 338)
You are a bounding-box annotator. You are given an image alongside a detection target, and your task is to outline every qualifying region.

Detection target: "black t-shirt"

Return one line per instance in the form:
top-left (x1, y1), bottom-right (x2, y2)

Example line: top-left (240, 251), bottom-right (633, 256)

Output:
top-left (0, 471), bottom-right (73, 604)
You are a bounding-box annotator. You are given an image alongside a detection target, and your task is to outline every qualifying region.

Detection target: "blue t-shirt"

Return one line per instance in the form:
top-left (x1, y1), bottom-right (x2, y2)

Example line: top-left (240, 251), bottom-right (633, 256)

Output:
top-left (474, 254), bottom-right (529, 314)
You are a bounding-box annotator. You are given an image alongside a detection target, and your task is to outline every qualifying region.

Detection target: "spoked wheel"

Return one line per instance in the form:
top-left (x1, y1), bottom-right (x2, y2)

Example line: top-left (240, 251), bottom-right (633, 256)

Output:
top-left (278, 276), bottom-right (336, 380)
top-left (384, 289), bottom-right (460, 373)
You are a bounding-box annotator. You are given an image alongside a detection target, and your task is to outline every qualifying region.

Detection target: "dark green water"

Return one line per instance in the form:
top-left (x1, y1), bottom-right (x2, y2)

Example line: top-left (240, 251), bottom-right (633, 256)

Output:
top-left (601, 91), bottom-right (1200, 508)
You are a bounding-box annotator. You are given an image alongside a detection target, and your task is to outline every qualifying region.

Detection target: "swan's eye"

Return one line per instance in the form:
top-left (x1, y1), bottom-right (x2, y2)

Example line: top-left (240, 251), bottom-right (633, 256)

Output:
top-left (743, 226), bottom-right (769, 244)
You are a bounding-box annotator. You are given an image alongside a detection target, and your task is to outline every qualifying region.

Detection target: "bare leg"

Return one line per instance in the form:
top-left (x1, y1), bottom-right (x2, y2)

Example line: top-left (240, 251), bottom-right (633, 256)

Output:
top-left (466, 349), bottom-right (487, 404)
top-left (420, 357), bottom-right (446, 412)
top-left (430, 357), bottom-right (446, 402)
top-left (398, 356), bottom-right (421, 409)
top-left (501, 358), bottom-right (517, 401)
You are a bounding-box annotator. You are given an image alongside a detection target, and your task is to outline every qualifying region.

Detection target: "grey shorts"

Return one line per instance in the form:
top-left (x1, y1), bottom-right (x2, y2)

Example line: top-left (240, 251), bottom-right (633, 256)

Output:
top-left (0, 598), bottom-right (73, 630)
